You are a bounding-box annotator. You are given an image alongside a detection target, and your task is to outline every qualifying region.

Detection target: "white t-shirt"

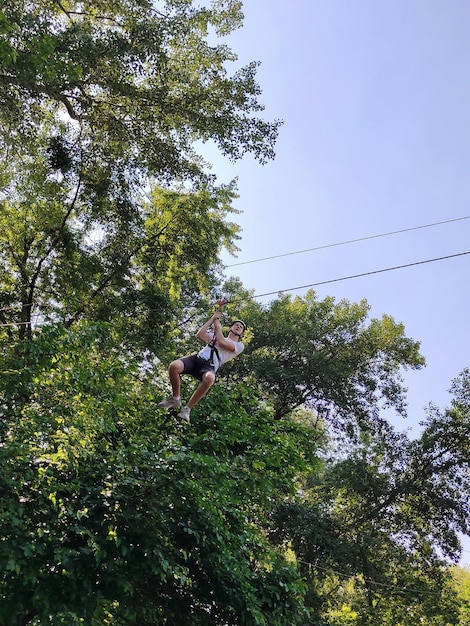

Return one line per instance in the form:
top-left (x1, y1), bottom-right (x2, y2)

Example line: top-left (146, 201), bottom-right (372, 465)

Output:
top-left (197, 332), bottom-right (244, 372)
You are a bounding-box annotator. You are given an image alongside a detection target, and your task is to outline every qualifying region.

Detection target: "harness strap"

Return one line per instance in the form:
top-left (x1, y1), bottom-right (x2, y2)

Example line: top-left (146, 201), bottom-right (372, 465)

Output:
top-left (208, 340), bottom-right (220, 367)
top-left (206, 297), bottom-right (225, 367)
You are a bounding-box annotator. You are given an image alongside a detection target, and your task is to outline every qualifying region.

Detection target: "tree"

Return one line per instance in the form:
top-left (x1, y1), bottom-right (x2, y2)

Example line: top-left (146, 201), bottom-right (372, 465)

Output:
top-left (266, 369), bottom-right (470, 625)
top-left (0, 0), bottom-right (280, 184)
top-left (0, 0), bottom-right (280, 345)
top-left (0, 321), bottom-right (317, 625)
top-left (0, 144), bottom-right (240, 352)
top-left (225, 290), bottom-right (425, 426)
top-left (0, 2), bottom-right (316, 623)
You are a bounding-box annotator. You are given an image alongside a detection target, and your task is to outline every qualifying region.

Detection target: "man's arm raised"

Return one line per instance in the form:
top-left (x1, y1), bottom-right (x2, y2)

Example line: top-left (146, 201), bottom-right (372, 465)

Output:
top-left (212, 319), bottom-right (236, 352)
top-left (196, 300), bottom-right (226, 343)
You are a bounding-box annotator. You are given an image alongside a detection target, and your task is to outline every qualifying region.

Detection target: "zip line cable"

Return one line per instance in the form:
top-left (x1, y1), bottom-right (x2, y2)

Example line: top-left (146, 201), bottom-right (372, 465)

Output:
top-left (227, 215), bottom-right (470, 267)
top-left (1, 217), bottom-right (468, 318)
top-left (236, 249), bottom-right (470, 302)
top-left (1, 250), bottom-right (469, 328)
top-left (297, 560), bottom-right (450, 598)
top-left (1, 216), bottom-right (468, 321)
top-left (0, 304), bottom-right (33, 313)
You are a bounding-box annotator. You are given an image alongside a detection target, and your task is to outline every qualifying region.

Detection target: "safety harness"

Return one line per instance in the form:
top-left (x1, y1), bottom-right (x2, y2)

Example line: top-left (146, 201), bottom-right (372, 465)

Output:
top-left (207, 338), bottom-right (220, 368)
top-left (202, 299), bottom-right (245, 368)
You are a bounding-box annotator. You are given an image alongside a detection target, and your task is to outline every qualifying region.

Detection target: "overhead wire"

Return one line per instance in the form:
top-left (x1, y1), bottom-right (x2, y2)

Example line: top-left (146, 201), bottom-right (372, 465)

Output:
top-left (227, 215), bottom-right (470, 267)
top-left (231, 249), bottom-right (470, 303)
top-left (297, 559), bottom-right (453, 598)
top-left (1, 250), bottom-right (469, 326)
top-left (1, 218), bottom-right (469, 325)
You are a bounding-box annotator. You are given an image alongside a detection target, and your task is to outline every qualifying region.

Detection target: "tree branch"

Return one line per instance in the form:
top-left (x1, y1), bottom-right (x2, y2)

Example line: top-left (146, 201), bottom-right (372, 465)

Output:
top-left (59, 94), bottom-right (81, 121)
top-left (53, 0), bottom-right (121, 24)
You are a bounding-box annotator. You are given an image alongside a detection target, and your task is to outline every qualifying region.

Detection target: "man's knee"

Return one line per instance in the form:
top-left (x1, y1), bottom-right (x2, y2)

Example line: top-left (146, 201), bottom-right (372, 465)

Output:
top-left (201, 371), bottom-right (216, 388)
top-left (169, 360), bottom-right (184, 375)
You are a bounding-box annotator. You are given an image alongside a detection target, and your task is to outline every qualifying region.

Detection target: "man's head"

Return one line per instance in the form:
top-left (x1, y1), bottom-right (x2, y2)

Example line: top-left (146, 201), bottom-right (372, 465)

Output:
top-left (229, 320), bottom-right (246, 339)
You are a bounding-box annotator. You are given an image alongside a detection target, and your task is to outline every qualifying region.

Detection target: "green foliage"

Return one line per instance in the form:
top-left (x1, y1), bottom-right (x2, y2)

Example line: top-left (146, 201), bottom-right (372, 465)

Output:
top-left (0, 0), bottom-right (275, 348)
top-left (452, 566), bottom-right (470, 626)
top-left (0, 137), bottom-right (240, 351)
top-left (226, 290), bottom-right (425, 426)
top-left (267, 396), bottom-right (470, 625)
top-left (0, 0), bottom-right (280, 183)
top-left (1, 2), bottom-right (470, 625)
top-left (0, 322), bottom-right (317, 625)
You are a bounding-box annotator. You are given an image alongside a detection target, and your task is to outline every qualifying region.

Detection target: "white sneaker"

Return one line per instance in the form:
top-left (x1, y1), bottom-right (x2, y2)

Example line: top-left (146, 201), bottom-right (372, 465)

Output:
top-left (157, 396), bottom-right (181, 409)
top-left (178, 406), bottom-right (191, 422)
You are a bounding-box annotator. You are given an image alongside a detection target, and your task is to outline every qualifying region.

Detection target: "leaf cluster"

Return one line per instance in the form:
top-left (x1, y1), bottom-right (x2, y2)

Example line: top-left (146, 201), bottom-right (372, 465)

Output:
top-left (0, 322), bottom-right (317, 625)
top-left (0, 0), bottom-right (281, 184)
top-left (225, 290), bottom-right (425, 427)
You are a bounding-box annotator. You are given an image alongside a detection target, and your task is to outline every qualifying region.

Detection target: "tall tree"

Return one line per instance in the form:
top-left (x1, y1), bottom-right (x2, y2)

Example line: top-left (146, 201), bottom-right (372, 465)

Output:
top-left (0, 0), bottom-right (279, 345)
top-left (267, 369), bottom-right (470, 625)
top-left (0, 0), bottom-right (280, 182)
top-left (224, 290), bottom-right (425, 427)
top-left (0, 321), bottom-right (316, 625)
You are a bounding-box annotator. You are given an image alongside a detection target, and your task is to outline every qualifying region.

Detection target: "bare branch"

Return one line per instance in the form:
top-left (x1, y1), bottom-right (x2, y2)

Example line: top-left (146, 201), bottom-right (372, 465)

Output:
top-left (59, 94), bottom-right (82, 122)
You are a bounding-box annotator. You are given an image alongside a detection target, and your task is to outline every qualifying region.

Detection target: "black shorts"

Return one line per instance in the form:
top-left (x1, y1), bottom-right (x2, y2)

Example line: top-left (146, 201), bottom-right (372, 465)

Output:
top-left (181, 354), bottom-right (216, 381)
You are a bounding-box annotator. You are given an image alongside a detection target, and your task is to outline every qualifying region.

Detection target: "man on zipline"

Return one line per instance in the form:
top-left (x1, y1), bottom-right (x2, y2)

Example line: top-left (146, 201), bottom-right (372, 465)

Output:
top-left (158, 300), bottom-right (246, 421)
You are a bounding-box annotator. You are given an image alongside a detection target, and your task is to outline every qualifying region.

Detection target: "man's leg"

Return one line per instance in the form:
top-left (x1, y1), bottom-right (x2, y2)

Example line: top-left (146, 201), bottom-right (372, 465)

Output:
top-left (169, 359), bottom-right (185, 398)
top-left (158, 359), bottom-right (185, 408)
top-left (186, 371), bottom-right (216, 409)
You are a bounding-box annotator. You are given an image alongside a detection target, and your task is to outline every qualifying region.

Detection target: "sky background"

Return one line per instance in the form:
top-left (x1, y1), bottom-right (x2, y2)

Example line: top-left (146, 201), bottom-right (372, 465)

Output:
top-left (203, 0), bottom-right (470, 564)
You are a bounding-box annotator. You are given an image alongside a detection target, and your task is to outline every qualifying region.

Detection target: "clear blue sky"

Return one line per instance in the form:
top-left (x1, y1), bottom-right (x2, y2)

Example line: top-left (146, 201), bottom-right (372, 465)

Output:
top-left (205, 1), bottom-right (470, 563)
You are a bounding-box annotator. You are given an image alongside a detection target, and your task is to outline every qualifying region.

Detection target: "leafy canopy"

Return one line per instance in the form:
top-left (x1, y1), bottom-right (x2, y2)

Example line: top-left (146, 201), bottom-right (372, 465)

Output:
top-left (0, 0), bottom-right (281, 183)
